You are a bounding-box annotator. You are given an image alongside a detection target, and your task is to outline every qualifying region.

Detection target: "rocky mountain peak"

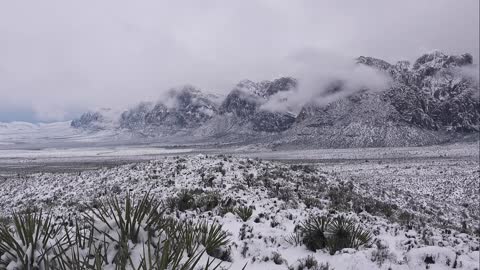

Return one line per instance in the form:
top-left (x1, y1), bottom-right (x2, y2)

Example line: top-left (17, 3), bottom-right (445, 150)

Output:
top-left (356, 56), bottom-right (393, 71)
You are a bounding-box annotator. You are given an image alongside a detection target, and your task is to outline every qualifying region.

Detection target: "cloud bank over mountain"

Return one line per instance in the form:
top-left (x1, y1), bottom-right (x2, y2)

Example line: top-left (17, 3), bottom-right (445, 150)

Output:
top-left (0, 0), bottom-right (478, 121)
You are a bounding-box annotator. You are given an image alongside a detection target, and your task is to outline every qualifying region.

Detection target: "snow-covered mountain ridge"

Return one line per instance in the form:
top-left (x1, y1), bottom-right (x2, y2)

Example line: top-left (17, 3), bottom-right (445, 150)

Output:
top-left (67, 51), bottom-right (479, 148)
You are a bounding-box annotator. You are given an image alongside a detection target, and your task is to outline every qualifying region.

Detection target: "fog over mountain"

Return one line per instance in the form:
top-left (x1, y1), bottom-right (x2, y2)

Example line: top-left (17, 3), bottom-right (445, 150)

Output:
top-left (0, 0), bottom-right (478, 122)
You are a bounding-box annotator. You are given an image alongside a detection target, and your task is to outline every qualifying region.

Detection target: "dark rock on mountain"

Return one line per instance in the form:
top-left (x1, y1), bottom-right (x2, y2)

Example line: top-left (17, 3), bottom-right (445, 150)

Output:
top-left (120, 86), bottom-right (218, 134)
top-left (251, 111), bottom-right (296, 132)
top-left (276, 51), bottom-right (478, 149)
top-left (280, 90), bottom-right (445, 149)
top-left (70, 111), bottom-right (111, 130)
top-left (218, 77), bottom-right (297, 132)
top-left (358, 51), bottom-right (479, 132)
top-left (119, 102), bottom-right (153, 130)
top-left (219, 88), bottom-right (259, 120)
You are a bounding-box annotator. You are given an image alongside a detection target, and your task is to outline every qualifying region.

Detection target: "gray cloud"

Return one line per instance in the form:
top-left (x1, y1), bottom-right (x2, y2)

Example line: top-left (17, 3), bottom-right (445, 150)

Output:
top-left (261, 49), bottom-right (391, 113)
top-left (0, 0), bottom-right (478, 121)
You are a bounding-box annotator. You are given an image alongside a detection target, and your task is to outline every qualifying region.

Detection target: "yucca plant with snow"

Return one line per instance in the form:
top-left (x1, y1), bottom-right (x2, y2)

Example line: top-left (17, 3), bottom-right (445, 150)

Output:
top-left (300, 215), bottom-right (372, 254)
top-left (235, 206), bottom-right (253, 222)
top-left (0, 193), bottom-right (232, 269)
top-left (325, 216), bottom-right (372, 255)
top-left (197, 222), bottom-right (229, 258)
top-left (0, 211), bottom-right (71, 269)
top-left (300, 216), bottom-right (331, 251)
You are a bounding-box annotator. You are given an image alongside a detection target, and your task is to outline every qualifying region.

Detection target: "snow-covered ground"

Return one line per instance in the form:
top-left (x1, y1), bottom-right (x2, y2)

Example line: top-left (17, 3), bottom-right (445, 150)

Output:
top-left (0, 154), bottom-right (478, 269)
top-left (0, 121), bottom-right (123, 149)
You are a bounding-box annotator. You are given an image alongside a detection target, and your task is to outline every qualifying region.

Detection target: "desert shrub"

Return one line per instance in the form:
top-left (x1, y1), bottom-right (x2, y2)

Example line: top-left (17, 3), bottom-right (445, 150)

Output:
top-left (272, 252), bottom-right (284, 265)
top-left (198, 222), bottom-right (230, 259)
top-left (301, 216), bottom-right (330, 251)
top-left (297, 256), bottom-right (332, 270)
top-left (197, 192), bottom-right (221, 211)
top-left (290, 164), bottom-right (316, 174)
top-left (177, 189), bottom-right (196, 211)
top-left (87, 192), bottom-right (163, 244)
top-left (397, 211), bottom-right (415, 226)
top-left (304, 196), bottom-right (322, 209)
top-left (371, 240), bottom-right (392, 266)
top-left (325, 216), bottom-right (372, 255)
top-left (218, 206), bottom-right (235, 217)
top-left (235, 206), bottom-right (253, 222)
top-left (286, 231), bottom-right (303, 246)
top-left (0, 211), bottom-right (69, 269)
top-left (300, 216), bottom-right (371, 254)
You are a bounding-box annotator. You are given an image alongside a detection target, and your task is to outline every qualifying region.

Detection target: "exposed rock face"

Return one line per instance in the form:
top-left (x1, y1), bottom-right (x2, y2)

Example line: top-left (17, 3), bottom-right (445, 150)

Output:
top-left (358, 51), bottom-right (479, 132)
top-left (71, 112), bottom-right (103, 129)
top-left (119, 86), bottom-right (218, 134)
top-left (119, 102), bottom-right (153, 130)
top-left (282, 91), bottom-right (444, 149)
top-left (218, 77), bottom-right (297, 132)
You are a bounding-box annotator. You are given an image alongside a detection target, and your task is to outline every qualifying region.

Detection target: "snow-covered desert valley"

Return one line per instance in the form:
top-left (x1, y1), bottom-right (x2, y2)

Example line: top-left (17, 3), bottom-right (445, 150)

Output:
top-left (0, 141), bottom-right (478, 270)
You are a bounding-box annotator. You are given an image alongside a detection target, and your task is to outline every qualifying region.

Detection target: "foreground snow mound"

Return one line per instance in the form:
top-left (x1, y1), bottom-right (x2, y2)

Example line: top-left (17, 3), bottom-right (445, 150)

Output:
top-left (0, 155), bottom-right (478, 269)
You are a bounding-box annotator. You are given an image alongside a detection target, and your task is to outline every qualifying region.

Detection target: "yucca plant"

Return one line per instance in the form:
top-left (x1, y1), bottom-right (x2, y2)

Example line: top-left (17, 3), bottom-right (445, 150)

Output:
top-left (0, 210), bottom-right (71, 269)
top-left (177, 221), bottom-right (201, 257)
top-left (235, 206), bottom-right (253, 222)
top-left (324, 216), bottom-right (372, 255)
top-left (177, 190), bottom-right (196, 212)
top-left (87, 192), bottom-right (163, 244)
top-left (137, 237), bottom-right (205, 270)
top-left (198, 222), bottom-right (229, 257)
top-left (300, 216), bottom-right (330, 251)
top-left (285, 231), bottom-right (303, 246)
top-left (0, 193), bottom-right (233, 270)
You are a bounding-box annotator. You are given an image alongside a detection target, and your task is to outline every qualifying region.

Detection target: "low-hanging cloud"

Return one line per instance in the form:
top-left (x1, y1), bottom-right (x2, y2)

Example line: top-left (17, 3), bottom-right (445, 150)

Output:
top-left (261, 49), bottom-right (391, 114)
top-left (0, 0), bottom-right (478, 122)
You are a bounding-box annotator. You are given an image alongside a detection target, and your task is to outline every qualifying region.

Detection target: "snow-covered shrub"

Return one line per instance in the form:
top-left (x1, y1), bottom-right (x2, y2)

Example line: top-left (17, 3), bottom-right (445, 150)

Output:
top-left (0, 193), bottom-right (231, 270)
top-left (325, 216), bottom-right (372, 255)
top-left (300, 216), bottom-right (372, 254)
top-left (285, 231), bottom-right (303, 246)
top-left (197, 192), bottom-right (221, 211)
top-left (235, 206), bottom-right (253, 222)
top-left (197, 222), bottom-right (229, 259)
top-left (271, 251), bottom-right (284, 265)
top-left (0, 211), bottom-right (68, 269)
top-left (301, 216), bottom-right (330, 251)
top-left (176, 189), bottom-right (196, 211)
top-left (370, 239), bottom-right (395, 266)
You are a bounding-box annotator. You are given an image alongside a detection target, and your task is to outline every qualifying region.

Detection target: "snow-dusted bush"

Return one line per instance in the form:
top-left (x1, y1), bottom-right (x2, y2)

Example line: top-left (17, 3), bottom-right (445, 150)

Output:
top-left (300, 215), bottom-right (372, 254)
top-left (301, 216), bottom-right (330, 251)
top-left (235, 206), bottom-right (253, 222)
top-left (325, 216), bottom-right (372, 255)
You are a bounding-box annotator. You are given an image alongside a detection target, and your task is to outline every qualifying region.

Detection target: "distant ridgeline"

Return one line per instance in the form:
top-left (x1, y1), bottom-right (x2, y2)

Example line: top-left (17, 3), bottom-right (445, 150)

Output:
top-left (72, 51), bottom-right (479, 148)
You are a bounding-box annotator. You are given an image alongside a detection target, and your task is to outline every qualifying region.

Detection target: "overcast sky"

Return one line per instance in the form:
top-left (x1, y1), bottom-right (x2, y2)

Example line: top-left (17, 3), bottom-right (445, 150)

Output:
top-left (0, 0), bottom-right (478, 122)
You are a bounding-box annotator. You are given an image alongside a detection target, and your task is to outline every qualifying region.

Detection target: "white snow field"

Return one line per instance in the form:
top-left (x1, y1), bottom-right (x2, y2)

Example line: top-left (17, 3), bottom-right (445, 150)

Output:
top-left (0, 151), bottom-right (478, 269)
